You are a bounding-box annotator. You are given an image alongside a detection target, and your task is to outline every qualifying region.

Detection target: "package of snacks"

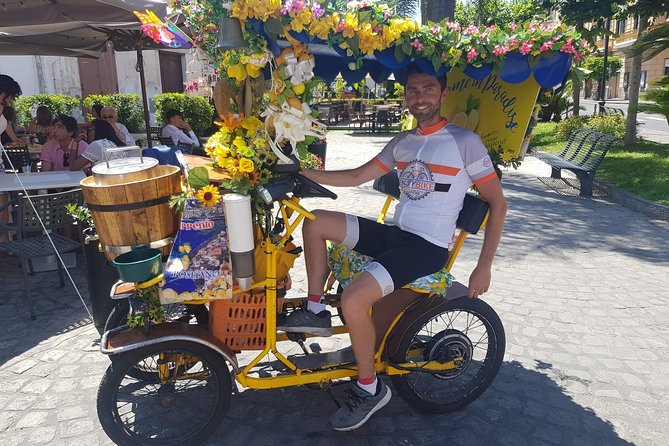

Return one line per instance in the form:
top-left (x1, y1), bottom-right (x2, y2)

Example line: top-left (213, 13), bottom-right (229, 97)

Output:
top-left (160, 198), bottom-right (233, 304)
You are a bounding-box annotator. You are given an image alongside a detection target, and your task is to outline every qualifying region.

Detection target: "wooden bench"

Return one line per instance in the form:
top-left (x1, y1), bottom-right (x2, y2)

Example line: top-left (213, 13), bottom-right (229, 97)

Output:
top-left (535, 129), bottom-right (618, 197)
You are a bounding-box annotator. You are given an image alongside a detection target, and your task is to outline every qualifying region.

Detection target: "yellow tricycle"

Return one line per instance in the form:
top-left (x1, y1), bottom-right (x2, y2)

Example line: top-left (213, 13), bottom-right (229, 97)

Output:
top-left (96, 162), bottom-right (505, 446)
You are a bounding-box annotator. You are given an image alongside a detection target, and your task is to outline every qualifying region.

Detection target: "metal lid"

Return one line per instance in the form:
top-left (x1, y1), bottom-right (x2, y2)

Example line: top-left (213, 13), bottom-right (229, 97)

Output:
top-left (91, 156), bottom-right (159, 176)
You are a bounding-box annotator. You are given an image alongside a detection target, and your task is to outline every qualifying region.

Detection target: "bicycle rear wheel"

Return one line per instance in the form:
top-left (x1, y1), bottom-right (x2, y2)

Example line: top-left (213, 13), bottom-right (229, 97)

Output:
top-left (390, 297), bottom-right (505, 413)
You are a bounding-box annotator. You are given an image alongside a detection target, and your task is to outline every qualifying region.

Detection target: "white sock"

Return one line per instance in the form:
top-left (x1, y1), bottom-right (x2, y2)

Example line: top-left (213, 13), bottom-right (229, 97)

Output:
top-left (307, 300), bottom-right (326, 314)
top-left (356, 377), bottom-right (378, 396)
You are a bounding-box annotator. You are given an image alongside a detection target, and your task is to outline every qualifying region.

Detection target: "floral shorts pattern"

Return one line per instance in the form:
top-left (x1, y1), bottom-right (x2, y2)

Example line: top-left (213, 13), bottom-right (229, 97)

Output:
top-left (327, 243), bottom-right (454, 296)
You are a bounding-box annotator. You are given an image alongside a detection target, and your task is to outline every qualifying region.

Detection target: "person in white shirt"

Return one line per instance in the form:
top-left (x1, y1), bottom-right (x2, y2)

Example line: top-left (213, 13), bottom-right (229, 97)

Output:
top-left (161, 109), bottom-right (200, 148)
top-left (101, 106), bottom-right (135, 146)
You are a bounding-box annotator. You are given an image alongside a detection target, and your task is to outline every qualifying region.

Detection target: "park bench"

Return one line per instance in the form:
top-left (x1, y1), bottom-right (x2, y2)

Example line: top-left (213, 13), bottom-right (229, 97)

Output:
top-left (535, 128), bottom-right (619, 197)
top-left (601, 106), bottom-right (625, 116)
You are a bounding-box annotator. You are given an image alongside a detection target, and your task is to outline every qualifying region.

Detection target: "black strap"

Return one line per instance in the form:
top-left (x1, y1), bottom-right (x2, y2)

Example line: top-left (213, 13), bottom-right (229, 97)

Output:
top-left (434, 183), bottom-right (451, 193)
top-left (86, 195), bottom-right (170, 212)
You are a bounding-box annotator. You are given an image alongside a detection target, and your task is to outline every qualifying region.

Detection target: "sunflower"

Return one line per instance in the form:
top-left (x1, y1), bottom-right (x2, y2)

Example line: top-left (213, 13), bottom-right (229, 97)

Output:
top-left (245, 171), bottom-right (260, 186)
top-left (197, 184), bottom-right (221, 207)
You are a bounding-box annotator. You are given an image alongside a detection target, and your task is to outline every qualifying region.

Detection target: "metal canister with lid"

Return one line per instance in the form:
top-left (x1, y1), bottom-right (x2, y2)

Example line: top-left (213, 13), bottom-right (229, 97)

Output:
top-left (90, 146), bottom-right (160, 186)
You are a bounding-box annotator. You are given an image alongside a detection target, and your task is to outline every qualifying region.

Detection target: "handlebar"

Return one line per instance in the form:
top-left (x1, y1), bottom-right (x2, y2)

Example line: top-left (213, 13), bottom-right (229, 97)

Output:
top-left (257, 172), bottom-right (337, 204)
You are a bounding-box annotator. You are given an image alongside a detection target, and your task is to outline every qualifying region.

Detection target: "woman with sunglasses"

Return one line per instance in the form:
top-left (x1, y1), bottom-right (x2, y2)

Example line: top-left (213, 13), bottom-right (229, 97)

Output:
top-left (39, 115), bottom-right (88, 172)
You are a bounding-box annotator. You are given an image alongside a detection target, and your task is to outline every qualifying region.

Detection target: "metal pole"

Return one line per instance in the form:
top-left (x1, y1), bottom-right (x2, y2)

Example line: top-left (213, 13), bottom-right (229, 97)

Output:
top-left (136, 44), bottom-right (152, 148)
top-left (598, 16), bottom-right (611, 114)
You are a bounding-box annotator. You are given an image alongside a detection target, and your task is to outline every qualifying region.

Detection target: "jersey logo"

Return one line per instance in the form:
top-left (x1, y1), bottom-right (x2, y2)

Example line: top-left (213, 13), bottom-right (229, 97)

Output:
top-left (398, 160), bottom-right (435, 200)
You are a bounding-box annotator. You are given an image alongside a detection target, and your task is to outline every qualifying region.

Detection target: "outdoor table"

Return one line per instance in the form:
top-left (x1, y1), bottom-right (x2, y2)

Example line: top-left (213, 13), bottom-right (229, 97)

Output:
top-left (183, 154), bottom-right (230, 184)
top-left (0, 171), bottom-right (86, 192)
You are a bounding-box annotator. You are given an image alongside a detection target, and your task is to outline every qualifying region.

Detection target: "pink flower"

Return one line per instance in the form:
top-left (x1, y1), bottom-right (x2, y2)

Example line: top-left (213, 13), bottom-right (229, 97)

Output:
top-left (509, 22), bottom-right (517, 30)
top-left (540, 39), bottom-right (555, 52)
top-left (487, 25), bottom-right (497, 31)
top-left (337, 20), bottom-right (346, 32)
top-left (311, 2), bottom-right (324, 18)
top-left (519, 40), bottom-right (533, 55)
top-left (447, 22), bottom-right (462, 32)
top-left (508, 38), bottom-right (518, 47)
top-left (431, 26), bottom-right (440, 35)
top-left (529, 21), bottom-right (539, 32)
top-left (464, 25), bottom-right (479, 35)
top-left (573, 52), bottom-right (582, 62)
top-left (374, 25), bottom-right (383, 34)
top-left (410, 38), bottom-right (424, 51)
top-left (492, 45), bottom-right (509, 56)
top-left (441, 52), bottom-right (447, 60)
top-left (466, 47), bottom-right (479, 63)
top-left (383, 11), bottom-right (391, 20)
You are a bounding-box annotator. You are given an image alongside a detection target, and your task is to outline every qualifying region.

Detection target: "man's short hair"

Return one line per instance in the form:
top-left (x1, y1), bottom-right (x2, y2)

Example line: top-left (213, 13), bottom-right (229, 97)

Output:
top-left (403, 62), bottom-right (447, 91)
top-left (53, 115), bottom-right (78, 137)
top-left (165, 109), bottom-right (182, 123)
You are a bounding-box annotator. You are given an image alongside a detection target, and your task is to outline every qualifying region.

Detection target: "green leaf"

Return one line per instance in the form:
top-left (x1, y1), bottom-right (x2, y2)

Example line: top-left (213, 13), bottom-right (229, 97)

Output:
top-left (264, 17), bottom-right (283, 38)
top-left (394, 45), bottom-right (407, 61)
top-left (188, 167), bottom-right (210, 190)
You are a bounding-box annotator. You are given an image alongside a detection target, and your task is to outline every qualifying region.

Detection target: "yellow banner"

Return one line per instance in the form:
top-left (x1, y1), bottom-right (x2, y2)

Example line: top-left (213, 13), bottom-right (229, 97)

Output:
top-left (441, 68), bottom-right (540, 160)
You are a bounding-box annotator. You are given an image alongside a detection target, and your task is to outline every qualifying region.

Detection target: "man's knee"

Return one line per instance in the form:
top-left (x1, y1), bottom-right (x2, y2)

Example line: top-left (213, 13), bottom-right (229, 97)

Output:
top-left (341, 290), bottom-right (369, 320)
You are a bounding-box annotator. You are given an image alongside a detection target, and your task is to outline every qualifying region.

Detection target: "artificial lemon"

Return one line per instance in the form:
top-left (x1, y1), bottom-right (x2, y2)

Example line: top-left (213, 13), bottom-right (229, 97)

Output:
top-left (291, 83), bottom-right (306, 95)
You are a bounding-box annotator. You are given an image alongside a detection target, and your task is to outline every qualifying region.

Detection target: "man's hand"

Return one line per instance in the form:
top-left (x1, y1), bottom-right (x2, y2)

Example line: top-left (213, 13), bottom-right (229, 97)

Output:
top-left (467, 264), bottom-right (491, 298)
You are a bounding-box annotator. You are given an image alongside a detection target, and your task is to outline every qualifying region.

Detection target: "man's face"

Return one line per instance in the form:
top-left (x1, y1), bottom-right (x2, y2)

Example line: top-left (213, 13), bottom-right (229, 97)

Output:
top-left (101, 110), bottom-right (117, 123)
top-left (169, 115), bottom-right (185, 127)
top-left (405, 73), bottom-right (448, 126)
top-left (0, 93), bottom-right (15, 106)
top-left (52, 121), bottom-right (70, 141)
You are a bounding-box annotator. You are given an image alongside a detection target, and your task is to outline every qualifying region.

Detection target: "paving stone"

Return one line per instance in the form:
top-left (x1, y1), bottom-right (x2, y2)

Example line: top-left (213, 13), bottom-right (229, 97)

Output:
top-left (27, 426), bottom-right (57, 443)
top-left (15, 411), bottom-right (49, 429)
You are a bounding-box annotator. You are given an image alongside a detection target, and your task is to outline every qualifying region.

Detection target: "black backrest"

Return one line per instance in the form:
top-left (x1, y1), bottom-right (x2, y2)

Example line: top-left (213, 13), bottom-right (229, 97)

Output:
top-left (17, 189), bottom-right (82, 235)
top-left (372, 170), bottom-right (489, 234)
top-left (2, 146), bottom-right (30, 171)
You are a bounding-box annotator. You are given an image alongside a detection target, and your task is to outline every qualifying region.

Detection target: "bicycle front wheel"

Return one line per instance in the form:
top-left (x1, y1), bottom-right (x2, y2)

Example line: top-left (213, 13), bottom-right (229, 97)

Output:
top-left (97, 341), bottom-right (232, 446)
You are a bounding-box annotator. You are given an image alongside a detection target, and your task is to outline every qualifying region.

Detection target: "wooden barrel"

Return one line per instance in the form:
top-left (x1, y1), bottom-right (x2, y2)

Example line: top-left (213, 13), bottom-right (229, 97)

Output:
top-left (81, 165), bottom-right (182, 261)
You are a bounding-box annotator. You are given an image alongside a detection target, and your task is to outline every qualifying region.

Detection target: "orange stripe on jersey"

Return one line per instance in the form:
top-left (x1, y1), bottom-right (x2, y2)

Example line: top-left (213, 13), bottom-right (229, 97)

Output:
top-left (396, 161), bottom-right (408, 170)
top-left (417, 118), bottom-right (448, 135)
top-left (373, 157), bottom-right (391, 172)
top-left (426, 163), bottom-right (461, 176)
top-left (473, 171), bottom-right (498, 186)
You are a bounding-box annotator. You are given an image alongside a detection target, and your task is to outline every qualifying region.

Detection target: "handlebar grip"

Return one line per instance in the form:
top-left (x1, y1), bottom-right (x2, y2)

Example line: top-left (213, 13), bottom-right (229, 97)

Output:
top-left (294, 173), bottom-right (338, 200)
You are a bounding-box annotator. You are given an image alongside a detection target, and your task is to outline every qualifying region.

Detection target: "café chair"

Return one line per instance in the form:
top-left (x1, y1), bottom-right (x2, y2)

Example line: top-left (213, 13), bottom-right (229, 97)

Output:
top-left (0, 189), bottom-right (84, 320)
top-left (2, 145), bottom-right (31, 172)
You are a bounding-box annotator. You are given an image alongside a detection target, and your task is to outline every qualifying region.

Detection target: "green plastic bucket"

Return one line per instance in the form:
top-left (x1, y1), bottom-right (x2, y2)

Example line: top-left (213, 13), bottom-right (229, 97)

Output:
top-left (112, 248), bottom-right (163, 283)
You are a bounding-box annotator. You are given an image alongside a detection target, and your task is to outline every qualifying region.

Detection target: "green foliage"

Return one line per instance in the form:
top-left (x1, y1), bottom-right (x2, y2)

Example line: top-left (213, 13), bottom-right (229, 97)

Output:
top-left (332, 78), bottom-right (347, 99)
top-left (187, 166), bottom-right (210, 190)
top-left (585, 114), bottom-right (627, 138)
top-left (583, 56), bottom-right (623, 81)
top-left (638, 75), bottom-right (669, 122)
top-left (153, 93), bottom-right (214, 137)
top-left (82, 94), bottom-right (144, 132)
top-left (127, 285), bottom-right (164, 328)
top-left (64, 204), bottom-right (92, 226)
top-left (555, 115), bottom-right (588, 139)
top-left (13, 94), bottom-right (79, 126)
top-left (455, 0), bottom-right (547, 25)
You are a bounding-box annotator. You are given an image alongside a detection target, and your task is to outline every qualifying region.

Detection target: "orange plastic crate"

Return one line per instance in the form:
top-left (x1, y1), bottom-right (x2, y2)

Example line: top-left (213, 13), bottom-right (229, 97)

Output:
top-left (209, 287), bottom-right (285, 351)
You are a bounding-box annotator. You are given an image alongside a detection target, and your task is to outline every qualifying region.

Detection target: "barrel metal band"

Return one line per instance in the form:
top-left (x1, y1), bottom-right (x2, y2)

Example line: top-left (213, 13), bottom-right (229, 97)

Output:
top-left (87, 196), bottom-right (170, 212)
top-left (102, 237), bottom-right (174, 255)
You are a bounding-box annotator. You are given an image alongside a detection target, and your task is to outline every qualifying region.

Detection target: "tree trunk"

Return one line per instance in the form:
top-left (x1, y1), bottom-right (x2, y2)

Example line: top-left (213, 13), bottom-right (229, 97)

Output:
top-left (572, 84), bottom-right (581, 117)
top-left (624, 17), bottom-right (649, 146)
top-left (421, 0), bottom-right (455, 23)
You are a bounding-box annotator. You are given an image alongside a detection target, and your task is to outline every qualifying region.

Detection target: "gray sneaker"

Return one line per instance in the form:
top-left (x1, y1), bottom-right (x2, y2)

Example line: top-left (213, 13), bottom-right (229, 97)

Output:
top-left (329, 380), bottom-right (392, 431)
top-left (277, 308), bottom-right (333, 336)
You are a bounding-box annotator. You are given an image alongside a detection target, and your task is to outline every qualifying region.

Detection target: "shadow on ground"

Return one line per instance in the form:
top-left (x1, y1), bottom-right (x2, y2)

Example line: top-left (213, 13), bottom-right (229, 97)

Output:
top-left (204, 360), bottom-right (632, 446)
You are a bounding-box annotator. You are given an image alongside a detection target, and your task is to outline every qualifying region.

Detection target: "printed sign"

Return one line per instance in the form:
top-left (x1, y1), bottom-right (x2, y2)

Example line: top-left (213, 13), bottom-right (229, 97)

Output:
top-left (160, 198), bottom-right (233, 303)
top-left (441, 68), bottom-right (540, 160)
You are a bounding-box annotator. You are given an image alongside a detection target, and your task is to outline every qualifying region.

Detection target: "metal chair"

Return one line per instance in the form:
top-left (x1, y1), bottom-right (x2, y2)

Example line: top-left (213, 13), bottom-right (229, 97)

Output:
top-left (0, 189), bottom-right (84, 320)
top-left (150, 126), bottom-right (164, 143)
top-left (2, 145), bottom-right (31, 172)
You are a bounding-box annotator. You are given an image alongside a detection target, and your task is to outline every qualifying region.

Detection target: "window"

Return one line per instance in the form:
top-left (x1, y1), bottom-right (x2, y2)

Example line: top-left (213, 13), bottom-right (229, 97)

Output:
top-left (665, 59), bottom-right (669, 75)
top-left (633, 15), bottom-right (640, 29)
top-left (640, 71), bottom-right (647, 91)
top-left (616, 19), bottom-right (626, 35)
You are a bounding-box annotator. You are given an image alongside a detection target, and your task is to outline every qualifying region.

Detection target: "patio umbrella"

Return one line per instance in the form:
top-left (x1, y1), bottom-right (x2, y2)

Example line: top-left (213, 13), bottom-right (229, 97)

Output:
top-left (0, 0), bottom-right (171, 145)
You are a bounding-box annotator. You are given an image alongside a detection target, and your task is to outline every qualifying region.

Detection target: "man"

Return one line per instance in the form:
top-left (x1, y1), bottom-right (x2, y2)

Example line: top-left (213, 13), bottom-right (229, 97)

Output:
top-left (277, 63), bottom-right (508, 431)
top-left (0, 75), bottom-right (22, 241)
top-left (40, 115), bottom-right (88, 172)
top-left (160, 109), bottom-right (200, 149)
top-left (101, 106), bottom-right (135, 146)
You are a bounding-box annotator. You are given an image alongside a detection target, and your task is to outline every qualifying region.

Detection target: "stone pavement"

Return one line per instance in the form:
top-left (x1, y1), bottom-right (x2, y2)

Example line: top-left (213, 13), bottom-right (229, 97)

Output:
top-left (1, 132), bottom-right (668, 446)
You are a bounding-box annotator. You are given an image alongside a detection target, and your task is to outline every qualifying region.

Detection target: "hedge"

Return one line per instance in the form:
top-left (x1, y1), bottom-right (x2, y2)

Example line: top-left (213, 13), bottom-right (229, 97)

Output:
top-left (152, 93), bottom-right (214, 137)
top-left (13, 94), bottom-right (79, 127)
top-left (83, 94), bottom-right (144, 132)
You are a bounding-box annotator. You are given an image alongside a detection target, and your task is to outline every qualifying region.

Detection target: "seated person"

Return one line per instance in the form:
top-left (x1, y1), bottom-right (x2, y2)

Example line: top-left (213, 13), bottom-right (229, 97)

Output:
top-left (69, 119), bottom-right (126, 170)
top-left (40, 115), bottom-right (88, 172)
top-left (160, 109), bottom-right (200, 149)
top-left (26, 105), bottom-right (53, 144)
top-left (101, 106), bottom-right (135, 146)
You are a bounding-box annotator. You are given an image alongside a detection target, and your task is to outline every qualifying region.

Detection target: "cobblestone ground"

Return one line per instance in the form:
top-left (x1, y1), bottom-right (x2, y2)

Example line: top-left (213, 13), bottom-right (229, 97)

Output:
top-left (0, 132), bottom-right (668, 446)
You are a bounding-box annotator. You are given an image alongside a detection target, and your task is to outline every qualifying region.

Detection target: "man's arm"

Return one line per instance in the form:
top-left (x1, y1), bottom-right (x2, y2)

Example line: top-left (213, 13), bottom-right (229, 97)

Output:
top-left (301, 159), bottom-right (388, 188)
top-left (467, 176), bottom-right (507, 298)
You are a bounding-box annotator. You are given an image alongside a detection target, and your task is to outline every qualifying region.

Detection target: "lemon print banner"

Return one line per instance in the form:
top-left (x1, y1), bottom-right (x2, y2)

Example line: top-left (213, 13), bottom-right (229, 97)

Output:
top-left (441, 68), bottom-right (540, 160)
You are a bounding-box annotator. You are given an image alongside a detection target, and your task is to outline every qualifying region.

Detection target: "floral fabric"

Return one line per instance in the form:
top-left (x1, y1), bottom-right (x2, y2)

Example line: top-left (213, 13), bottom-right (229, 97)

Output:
top-left (327, 243), bottom-right (454, 296)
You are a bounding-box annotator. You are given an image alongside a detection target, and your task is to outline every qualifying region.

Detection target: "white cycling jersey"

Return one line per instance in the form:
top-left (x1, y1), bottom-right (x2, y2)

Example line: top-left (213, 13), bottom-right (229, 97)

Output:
top-left (374, 119), bottom-right (496, 248)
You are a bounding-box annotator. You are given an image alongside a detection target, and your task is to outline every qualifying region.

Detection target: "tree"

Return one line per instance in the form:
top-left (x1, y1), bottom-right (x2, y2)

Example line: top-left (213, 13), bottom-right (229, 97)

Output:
top-left (637, 75), bottom-right (669, 125)
top-left (389, 0), bottom-right (420, 18)
top-left (583, 55), bottom-right (623, 97)
top-left (422, 0), bottom-right (455, 23)
top-left (454, 0), bottom-right (546, 25)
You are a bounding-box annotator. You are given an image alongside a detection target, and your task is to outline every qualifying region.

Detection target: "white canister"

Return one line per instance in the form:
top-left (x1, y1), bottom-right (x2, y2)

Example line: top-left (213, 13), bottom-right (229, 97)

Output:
top-left (222, 193), bottom-right (255, 291)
